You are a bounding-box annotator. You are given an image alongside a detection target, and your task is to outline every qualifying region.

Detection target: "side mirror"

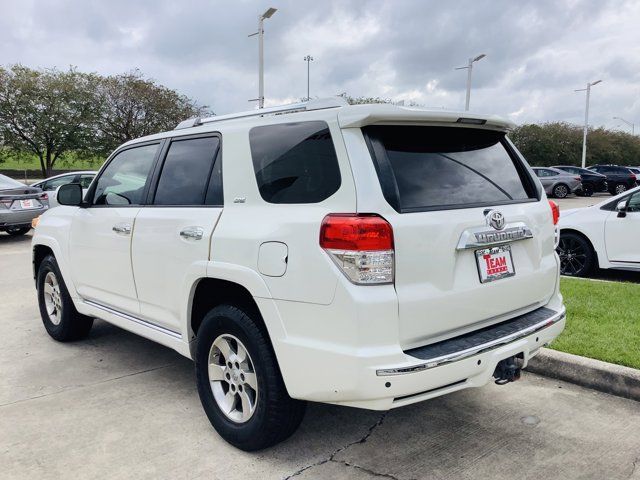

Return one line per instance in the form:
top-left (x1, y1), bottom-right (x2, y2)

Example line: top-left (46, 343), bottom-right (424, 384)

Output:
top-left (57, 183), bottom-right (83, 206)
top-left (616, 200), bottom-right (628, 218)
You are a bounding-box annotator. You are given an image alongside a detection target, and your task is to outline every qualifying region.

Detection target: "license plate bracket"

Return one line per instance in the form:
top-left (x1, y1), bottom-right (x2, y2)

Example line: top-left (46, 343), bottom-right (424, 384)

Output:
top-left (475, 245), bottom-right (515, 283)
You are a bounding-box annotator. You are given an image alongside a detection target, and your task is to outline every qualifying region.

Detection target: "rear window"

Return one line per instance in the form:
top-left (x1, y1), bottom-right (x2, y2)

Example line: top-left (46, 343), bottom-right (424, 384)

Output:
top-left (249, 121), bottom-right (341, 204)
top-left (364, 126), bottom-right (535, 212)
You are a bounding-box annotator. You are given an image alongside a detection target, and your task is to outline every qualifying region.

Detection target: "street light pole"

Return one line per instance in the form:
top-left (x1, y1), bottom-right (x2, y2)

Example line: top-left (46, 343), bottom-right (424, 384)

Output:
top-left (304, 55), bottom-right (314, 101)
top-left (613, 116), bottom-right (635, 135)
top-left (249, 7), bottom-right (277, 108)
top-left (575, 80), bottom-right (602, 168)
top-left (455, 53), bottom-right (486, 111)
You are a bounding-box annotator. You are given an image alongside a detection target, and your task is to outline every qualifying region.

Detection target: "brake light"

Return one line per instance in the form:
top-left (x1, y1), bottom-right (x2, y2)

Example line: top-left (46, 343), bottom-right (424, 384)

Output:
top-left (39, 192), bottom-right (48, 200)
top-left (549, 200), bottom-right (560, 225)
top-left (0, 199), bottom-right (11, 209)
top-left (320, 214), bottom-right (394, 284)
top-left (574, 176), bottom-right (581, 181)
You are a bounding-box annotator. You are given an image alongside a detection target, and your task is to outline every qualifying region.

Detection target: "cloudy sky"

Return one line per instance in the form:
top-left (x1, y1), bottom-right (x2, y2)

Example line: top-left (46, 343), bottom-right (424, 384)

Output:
top-left (2, 0), bottom-right (639, 129)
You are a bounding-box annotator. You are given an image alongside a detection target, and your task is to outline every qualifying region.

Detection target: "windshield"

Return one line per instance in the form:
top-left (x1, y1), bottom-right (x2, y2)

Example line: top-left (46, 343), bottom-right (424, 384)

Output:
top-left (364, 126), bottom-right (536, 212)
top-left (0, 174), bottom-right (25, 190)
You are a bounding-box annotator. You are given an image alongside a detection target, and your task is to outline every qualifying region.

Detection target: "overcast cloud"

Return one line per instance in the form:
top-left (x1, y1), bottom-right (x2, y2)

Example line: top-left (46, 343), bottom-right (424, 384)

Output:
top-left (1, 0), bottom-right (639, 129)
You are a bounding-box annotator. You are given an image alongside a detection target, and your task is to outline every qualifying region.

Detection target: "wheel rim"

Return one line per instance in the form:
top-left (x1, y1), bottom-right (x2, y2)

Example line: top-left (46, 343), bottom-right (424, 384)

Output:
top-left (43, 271), bottom-right (62, 325)
top-left (555, 185), bottom-right (568, 198)
top-left (616, 184), bottom-right (626, 194)
top-left (557, 237), bottom-right (588, 275)
top-left (208, 334), bottom-right (258, 423)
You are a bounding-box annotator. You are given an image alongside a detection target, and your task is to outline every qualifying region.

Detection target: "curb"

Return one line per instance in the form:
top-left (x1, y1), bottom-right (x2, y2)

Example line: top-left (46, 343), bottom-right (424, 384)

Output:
top-left (526, 348), bottom-right (640, 402)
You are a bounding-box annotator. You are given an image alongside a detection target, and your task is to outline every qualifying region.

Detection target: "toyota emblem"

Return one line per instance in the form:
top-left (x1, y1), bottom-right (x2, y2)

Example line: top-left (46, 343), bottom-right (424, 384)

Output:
top-left (486, 210), bottom-right (506, 230)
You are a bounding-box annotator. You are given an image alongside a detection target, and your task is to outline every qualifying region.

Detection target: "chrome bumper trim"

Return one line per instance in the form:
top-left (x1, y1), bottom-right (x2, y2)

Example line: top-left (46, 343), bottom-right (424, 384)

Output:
top-left (376, 307), bottom-right (565, 376)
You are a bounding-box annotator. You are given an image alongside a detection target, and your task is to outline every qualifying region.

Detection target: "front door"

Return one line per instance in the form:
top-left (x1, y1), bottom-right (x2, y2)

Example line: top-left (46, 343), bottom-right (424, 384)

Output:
top-left (605, 190), bottom-right (640, 263)
top-left (131, 135), bottom-right (223, 333)
top-left (68, 143), bottom-right (160, 315)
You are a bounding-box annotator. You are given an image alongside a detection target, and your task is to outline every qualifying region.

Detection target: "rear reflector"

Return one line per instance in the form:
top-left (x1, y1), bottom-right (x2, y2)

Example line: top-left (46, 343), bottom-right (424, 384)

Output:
top-left (320, 214), bottom-right (394, 284)
top-left (549, 200), bottom-right (560, 225)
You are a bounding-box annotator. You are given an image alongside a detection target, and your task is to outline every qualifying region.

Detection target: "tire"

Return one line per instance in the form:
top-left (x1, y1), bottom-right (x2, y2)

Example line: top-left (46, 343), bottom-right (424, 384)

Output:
top-left (610, 183), bottom-right (627, 195)
top-left (552, 183), bottom-right (569, 199)
top-left (557, 232), bottom-right (594, 277)
top-left (37, 255), bottom-right (94, 341)
top-left (6, 226), bottom-right (30, 236)
top-left (195, 305), bottom-right (306, 451)
top-left (582, 184), bottom-right (593, 197)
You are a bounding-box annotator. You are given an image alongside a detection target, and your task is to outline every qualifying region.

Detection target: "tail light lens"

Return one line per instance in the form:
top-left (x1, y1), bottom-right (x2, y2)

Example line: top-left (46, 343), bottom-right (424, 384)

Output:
top-left (0, 199), bottom-right (11, 209)
top-left (320, 214), bottom-right (394, 284)
top-left (549, 200), bottom-right (560, 225)
top-left (39, 192), bottom-right (48, 201)
top-left (574, 176), bottom-right (581, 181)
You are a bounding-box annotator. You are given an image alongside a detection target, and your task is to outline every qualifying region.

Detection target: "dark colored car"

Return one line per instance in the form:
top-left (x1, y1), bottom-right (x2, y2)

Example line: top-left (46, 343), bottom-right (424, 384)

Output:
top-left (0, 174), bottom-right (49, 236)
top-left (627, 167), bottom-right (640, 185)
top-left (552, 165), bottom-right (608, 196)
top-left (587, 165), bottom-right (637, 195)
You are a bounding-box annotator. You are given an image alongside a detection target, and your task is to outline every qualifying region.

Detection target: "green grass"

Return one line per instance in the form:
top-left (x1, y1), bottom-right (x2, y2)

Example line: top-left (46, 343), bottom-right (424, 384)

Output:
top-left (552, 277), bottom-right (640, 369)
top-left (0, 150), bottom-right (104, 172)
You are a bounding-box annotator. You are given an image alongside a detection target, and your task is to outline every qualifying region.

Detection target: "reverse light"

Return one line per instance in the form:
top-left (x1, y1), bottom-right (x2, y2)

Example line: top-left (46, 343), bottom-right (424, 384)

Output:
top-left (320, 214), bottom-right (394, 284)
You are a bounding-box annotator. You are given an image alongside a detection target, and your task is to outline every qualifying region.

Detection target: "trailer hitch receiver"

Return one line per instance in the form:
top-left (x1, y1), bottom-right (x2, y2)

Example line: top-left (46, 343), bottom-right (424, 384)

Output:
top-left (493, 355), bottom-right (524, 385)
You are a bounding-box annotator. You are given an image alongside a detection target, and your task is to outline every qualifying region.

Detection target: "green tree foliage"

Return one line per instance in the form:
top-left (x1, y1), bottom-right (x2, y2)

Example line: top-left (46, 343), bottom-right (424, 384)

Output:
top-left (510, 122), bottom-right (640, 167)
top-left (96, 70), bottom-right (209, 154)
top-left (0, 65), bottom-right (101, 176)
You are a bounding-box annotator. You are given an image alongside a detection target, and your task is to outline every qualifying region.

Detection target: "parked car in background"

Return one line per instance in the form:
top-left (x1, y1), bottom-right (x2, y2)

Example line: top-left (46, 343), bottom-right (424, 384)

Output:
top-left (32, 99), bottom-right (566, 450)
top-left (0, 174), bottom-right (48, 236)
top-left (32, 171), bottom-right (96, 208)
top-left (558, 186), bottom-right (640, 276)
top-left (531, 167), bottom-right (582, 198)
top-left (552, 165), bottom-right (607, 196)
top-left (627, 167), bottom-right (640, 185)
top-left (587, 165), bottom-right (636, 195)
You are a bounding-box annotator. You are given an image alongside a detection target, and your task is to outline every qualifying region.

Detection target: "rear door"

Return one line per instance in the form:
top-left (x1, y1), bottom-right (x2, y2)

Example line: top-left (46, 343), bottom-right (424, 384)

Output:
top-left (362, 126), bottom-right (557, 348)
top-left (131, 134), bottom-right (223, 333)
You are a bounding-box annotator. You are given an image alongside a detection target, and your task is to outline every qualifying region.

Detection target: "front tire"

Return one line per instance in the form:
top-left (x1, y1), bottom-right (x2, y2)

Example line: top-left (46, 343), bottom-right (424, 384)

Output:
top-left (557, 232), bottom-right (594, 277)
top-left (37, 255), bottom-right (94, 341)
top-left (195, 305), bottom-right (306, 451)
top-left (552, 183), bottom-right (569, 199)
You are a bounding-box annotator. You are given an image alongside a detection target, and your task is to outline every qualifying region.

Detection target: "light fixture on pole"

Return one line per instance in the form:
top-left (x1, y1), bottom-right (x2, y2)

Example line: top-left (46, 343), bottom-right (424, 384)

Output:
top-left (455, 53), bottom-right (486, 111)
top-left (304, 55), bottom-right (314, 101)
top-left (575, 80), bottom-right (602, 168)
top-left (613, 116), bottom-right (635, 135)
top-left (248, 7), bottom-right (277, 108)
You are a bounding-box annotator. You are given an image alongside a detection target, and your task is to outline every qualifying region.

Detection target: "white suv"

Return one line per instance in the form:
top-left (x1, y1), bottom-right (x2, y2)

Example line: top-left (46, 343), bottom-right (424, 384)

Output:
top-left (32, 98), bottom-right (565, 450)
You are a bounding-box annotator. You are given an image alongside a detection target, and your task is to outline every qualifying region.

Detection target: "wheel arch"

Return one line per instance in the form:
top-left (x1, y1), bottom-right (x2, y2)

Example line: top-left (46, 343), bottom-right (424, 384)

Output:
top-left (559, 227), bottom-right (600, 268)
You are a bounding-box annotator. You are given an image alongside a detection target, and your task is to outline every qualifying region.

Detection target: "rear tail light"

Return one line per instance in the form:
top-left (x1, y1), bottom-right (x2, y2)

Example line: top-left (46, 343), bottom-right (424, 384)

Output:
top-left (39, 192), bottom-right (48, 201)
top-left (0, 198), bottom-right (11, 209)
top-left (574, 176), bottom-right (581, 181)
top-left (549, 200), bottom-right (560, 225)
top-left (320, 214), bottom-right (394, 284)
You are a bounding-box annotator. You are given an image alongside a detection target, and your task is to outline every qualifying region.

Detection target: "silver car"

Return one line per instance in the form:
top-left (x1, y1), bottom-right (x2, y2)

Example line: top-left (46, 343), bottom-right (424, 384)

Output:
top-left (32, 171), bottom-right (96, 208)
top-left (0, 174), bottom-right (49, 236)
top-left (532, 167), bottom-right (582, 198)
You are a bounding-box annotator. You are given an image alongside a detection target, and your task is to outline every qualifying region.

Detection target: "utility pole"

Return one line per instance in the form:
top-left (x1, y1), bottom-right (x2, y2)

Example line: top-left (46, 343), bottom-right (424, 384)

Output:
top-left (304, 55), bottom-right (314, 101)
top-left (248, 7), bottom-right (277, 108)
top-left (613, 116), bottom-right (635, 135)
top-left (575, 80), bottom-right (602, 168)
top-left (455, 53), bottom-right (486, 111)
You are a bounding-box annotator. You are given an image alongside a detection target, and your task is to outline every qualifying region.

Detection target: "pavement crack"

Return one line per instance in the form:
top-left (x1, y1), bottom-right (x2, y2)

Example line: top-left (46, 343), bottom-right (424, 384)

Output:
top-left (333, 459), bottom-right (406, 479)
top-left (282, 411), bottom-right (388, 479)
top-left (629, 457), bottom-right (640, 479)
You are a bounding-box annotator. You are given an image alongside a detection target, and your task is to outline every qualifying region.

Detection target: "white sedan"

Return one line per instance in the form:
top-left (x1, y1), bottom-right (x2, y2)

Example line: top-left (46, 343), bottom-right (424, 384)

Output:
top-left (558, 186), bottom-right (640, 276)
top-left (32, 171), bottom-right (96, 208)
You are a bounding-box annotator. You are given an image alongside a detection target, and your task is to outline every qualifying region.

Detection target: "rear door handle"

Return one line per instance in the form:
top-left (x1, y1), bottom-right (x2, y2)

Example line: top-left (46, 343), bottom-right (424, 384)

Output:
top-left (112, 223), bottom-right (132, 235)
top-left (179, 226), bottom-right (204, 240)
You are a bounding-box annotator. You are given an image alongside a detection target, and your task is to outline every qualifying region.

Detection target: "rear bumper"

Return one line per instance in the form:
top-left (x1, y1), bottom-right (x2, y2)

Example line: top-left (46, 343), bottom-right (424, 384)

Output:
top-left (0, 208), bottom-right (47, 228)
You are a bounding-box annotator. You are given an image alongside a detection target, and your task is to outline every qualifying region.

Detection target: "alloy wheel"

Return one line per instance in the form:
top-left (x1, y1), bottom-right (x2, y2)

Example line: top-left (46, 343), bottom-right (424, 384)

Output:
top-left (554, 184), bottom-right (568, 198)
top-left (208, 334), bottom-right (258, 423)
top-left (557, 237), bottom-right (588, 276)
top-left (43, 271), bottom-right (62, 325)
top-left (615, 184), bottom-right (627, 195)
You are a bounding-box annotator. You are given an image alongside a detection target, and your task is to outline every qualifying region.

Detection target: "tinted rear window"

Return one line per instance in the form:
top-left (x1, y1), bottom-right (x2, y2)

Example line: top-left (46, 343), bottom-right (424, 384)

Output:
top-left (364, 126), bottom-right (534, 212)
top-left (249, 121), bottom-right (341, 204)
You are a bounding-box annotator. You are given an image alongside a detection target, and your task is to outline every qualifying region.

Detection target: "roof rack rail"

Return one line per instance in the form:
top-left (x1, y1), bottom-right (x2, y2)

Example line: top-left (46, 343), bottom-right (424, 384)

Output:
top-left (175, 97), bottom-right (349, 130)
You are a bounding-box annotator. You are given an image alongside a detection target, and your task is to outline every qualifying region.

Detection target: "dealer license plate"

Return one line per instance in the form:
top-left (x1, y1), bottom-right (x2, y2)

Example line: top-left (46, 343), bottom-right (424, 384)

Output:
top-left (475, 245), bottom-right (515, 283)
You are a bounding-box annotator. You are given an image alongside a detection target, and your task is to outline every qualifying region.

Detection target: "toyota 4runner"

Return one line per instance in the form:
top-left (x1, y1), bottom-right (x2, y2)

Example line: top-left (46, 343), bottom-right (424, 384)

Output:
top-left (32, 98), bottom-right (565, 451)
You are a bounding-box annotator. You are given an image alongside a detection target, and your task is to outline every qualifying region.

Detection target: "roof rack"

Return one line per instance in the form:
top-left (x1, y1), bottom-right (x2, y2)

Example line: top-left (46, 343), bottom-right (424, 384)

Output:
top-left (175, 97), bottom-right (349, 130)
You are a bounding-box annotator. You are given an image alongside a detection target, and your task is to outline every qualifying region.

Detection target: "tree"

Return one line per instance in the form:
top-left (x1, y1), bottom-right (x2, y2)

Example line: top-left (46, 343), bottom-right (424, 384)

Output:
top-left (96, 70), bottom-right (209, 153)
top-left (0, 65), bottom-right (101, 177)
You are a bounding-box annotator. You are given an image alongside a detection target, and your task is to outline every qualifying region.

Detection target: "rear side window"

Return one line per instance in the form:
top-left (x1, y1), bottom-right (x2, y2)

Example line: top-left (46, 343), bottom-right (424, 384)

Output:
top-left (364, 126), bottom-right (535, 212)
top-left (154, 136), bottom-right (221, 206)
top-left (249, 121), bottom-right (341, 204)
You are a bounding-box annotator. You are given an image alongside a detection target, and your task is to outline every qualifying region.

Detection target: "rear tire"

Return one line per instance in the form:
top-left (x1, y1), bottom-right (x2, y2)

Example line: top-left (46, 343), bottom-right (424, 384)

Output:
top-left (37, 255), bottom-right (94, 341)
top-left (6, 226), bottom-right (30, 236)
top-left (552, 183), bottom-right (569, 199)
top-left (582, 184), bottom-right (593, 197)
top-left (557, 232), bottom-right (594, 277)
top-left (195, 305), bottom-right (306, 451)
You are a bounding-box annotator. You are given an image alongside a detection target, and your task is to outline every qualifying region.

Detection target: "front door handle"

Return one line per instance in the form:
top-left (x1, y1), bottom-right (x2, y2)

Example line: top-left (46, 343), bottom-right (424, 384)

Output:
top-left (112, 223), bottom-right (132, 235)
top-left (179, 226), bottom-right (204, 240)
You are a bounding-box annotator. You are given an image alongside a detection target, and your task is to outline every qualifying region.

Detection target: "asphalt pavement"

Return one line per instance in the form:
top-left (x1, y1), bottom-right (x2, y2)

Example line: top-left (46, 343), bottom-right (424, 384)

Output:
top-left (1, 231), bottom-right (639, 480)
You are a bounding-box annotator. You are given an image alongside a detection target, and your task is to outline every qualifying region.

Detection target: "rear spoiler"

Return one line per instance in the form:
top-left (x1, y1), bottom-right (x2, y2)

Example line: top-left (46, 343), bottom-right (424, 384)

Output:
top-left (337, 104), bottom-right (514, 131)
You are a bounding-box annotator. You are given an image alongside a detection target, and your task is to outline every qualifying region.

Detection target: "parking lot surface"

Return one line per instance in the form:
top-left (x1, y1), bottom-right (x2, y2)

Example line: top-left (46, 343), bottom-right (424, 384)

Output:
top-left (2, 232), bottom-right (639, 480)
